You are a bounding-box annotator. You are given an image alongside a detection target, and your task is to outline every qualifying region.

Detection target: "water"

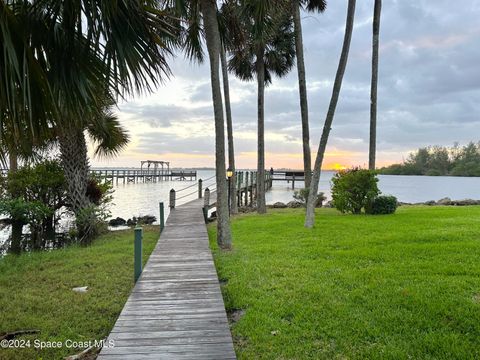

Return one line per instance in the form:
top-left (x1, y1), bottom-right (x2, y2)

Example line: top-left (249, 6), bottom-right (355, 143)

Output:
top-left (108, 170), bottom-right (480, 221)
top-left (2, 170), bottom-right (480, 253)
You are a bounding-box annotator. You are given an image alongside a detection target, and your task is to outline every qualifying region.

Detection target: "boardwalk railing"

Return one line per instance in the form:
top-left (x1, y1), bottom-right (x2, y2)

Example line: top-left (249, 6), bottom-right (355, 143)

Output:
top-left (167, 171), bottom-right (274, 211)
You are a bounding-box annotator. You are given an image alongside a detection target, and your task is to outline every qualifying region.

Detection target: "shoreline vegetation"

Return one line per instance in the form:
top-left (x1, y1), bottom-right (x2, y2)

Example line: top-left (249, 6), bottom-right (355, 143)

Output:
top-left (0, 227), bottom-right (158, 360)
top-left (378, 142), bottom-right (480, 177)
top-left (209, 207), bottom-right (480, 359)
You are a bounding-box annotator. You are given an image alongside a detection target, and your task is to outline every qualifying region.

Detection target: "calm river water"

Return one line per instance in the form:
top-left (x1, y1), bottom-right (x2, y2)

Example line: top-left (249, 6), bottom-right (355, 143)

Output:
top-left (107, 169), bottom-right (480, 222)
top-left (1, 169), bottom-right (480, 250)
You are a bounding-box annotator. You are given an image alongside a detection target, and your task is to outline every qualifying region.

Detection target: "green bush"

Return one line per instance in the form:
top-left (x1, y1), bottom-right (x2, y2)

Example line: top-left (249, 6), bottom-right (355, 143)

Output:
top-left (331, 168), bottom-right (380, 214)
top-left (370, 195), bottom-right (398, 215)
top-left (293, 188), bottom-right (326, 208)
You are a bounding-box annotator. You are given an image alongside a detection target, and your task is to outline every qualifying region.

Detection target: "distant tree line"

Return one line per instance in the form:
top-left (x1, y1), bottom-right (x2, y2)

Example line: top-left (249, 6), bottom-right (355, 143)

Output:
top-left (378, 142), bottom-right (480, 177)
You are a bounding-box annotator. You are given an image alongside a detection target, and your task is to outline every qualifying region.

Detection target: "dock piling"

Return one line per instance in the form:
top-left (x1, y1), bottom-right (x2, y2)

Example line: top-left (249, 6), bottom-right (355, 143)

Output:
top-left (169, 189), bottom-right (176, 209)
top-left (159, 202), bottom-right (165, 233)
top-left (134, 227), bottom-right (143, 282)
top-left (203, 188), bottom-right (210, 223)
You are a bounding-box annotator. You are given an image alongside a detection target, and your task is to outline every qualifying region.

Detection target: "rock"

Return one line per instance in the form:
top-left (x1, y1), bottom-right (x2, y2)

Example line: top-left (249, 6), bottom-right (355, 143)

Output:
top-left (72, 286), bottom-right (88, 293)
top-left (108, 217), bottom-right (126, 226)
top-left (137, 215), bottom-right (156, 225)
top-left (272, 202), bottom-right (287, 208)
top-left (286, 201), bottom-right (303, 208)
top-left (436, 197), bottom-right (452, 205)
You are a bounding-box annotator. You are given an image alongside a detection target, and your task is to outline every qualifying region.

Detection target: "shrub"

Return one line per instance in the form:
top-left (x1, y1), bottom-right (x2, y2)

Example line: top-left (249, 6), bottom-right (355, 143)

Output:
top-left (370, 195), bottom-right (398, 215)
top-left (331, 168), bottom-right (380, 214)
top-left (293, 188), bottom-right (326, 208)
top-left (86, 177), bottom-right (112, 205)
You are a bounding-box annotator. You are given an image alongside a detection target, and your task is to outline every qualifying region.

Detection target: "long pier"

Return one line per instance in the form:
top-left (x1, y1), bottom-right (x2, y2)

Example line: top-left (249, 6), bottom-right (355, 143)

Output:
top-left (98, 193), bottom-right (236, 359)
top-left (89, 169), bottom-right (197, 184)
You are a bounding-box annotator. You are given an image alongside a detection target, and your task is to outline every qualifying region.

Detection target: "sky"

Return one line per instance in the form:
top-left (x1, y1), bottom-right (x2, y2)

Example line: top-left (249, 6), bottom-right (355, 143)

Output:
top-left (90, 0), bottom-right (480, 170)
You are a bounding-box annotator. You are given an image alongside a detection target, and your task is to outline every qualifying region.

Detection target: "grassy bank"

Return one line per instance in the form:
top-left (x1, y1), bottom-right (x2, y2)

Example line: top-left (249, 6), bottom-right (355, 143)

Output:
top-left (209, 206), bottom-right (480, 359)
top-left (0, 226), bottom-right (159, 360)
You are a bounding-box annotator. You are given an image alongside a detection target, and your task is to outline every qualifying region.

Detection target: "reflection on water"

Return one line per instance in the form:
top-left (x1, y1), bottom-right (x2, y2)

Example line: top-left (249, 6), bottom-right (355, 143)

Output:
top-left (1, 169), bottom-right (480, 254)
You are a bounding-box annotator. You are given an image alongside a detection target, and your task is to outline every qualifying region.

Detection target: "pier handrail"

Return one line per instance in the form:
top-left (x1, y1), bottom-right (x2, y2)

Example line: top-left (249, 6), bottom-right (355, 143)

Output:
top-left (175, 174), bottom-right (216, 193)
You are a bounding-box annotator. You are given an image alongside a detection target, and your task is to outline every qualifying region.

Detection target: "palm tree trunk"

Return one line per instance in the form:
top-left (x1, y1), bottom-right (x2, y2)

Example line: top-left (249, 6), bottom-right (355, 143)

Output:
top-left (200, 0), bottom-right (232, 249)
top-left (293, 0), bottom-right (312, 188)
top-left (305, 0), bottom-right (357, 228)
top-left (256, 46), bottom-right (267, 214)
top-left (59, 125), bottom-right (98, 244)
top-left (58, 126), bottom-right (91, 214)
top-left (8, 150), bottom-right (17, 172)
top-left (221, 46), bottom-right (238, 214)
top-left (369, 0), bottom-right (382, 170)
top-left (10, 219), bottom-right (23, 254)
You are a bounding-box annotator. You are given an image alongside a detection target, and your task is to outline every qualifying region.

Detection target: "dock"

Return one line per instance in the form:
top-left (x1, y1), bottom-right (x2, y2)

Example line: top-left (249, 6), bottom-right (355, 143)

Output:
top-left (90, 169), bottom-right (198, 184)
top-left (97, 194), bottom-right (236, 359)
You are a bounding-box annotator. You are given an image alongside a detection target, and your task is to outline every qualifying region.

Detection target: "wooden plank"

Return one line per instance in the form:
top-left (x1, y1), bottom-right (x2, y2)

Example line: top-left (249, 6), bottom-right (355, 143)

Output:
top-left (98, 195), bottom-right (235, 359)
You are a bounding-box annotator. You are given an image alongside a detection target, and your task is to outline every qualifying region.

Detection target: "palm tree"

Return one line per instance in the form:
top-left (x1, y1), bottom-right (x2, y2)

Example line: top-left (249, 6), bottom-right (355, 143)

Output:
top-left (199, 0), bottom-right (232, 249)
top-left (369, 0), bottom-right (382, 170)
top-left (1, 1), bottom-right (175, 241)
top-left (217, 2), bottom-right (240, 213)
top-left (220, 46), bottom-right (238, 213)
top-left (292, 0), bottom-right (327, 188)
top-left (59, 106), bottom-right (128, 243)
top-left (227, 0), bottom-right (296, 214)
top-left (1, 0), bottom-right (174, 158)
top-left (176, 1), bottom-right (239, 215)
top-left (305, 0), bottom-right (357, 228)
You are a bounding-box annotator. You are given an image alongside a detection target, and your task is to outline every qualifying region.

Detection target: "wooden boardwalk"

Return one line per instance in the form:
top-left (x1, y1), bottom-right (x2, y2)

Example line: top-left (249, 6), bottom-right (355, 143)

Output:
top-left (98, 195), bottom-right (236, 359)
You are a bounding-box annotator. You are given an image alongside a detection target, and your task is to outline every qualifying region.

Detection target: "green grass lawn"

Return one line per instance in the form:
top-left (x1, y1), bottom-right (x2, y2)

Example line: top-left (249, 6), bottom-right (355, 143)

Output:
top-left (0, 226), bottom-right (159, 360)
top-left (209, 206), bottom-right (480, 359)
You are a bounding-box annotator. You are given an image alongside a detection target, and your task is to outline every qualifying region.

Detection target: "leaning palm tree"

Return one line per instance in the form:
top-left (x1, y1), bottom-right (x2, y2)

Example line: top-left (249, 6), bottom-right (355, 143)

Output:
top-left (305, 0), bottom-right (357, 228)
top-left (227, 0), bottom-right (296, 214)
top-left (292, 0), bottom-right (327, 188)
top-left (199, 0), bottom-right (232, 249)
top-left (369, 0), bottom-right (382, 170)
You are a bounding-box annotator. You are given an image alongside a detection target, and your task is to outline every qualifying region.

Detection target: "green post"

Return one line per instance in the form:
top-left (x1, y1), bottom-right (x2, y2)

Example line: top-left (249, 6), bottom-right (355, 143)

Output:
top-left (159, 202), bottom-right (165, 233)
top-left (134, 227), bottom-right (143, 282)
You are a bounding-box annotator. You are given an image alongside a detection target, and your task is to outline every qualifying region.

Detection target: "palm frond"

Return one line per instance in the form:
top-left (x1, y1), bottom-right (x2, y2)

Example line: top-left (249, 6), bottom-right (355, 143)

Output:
top-left (87, 106), bottom-right (130, 158)
top-left (300, 0), bottom-right (327, 13)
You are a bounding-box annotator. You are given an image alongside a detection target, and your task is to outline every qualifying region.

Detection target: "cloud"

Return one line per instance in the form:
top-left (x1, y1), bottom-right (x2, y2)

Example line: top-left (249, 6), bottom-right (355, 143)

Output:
top-left (92, 0), bottom-right (480, 168)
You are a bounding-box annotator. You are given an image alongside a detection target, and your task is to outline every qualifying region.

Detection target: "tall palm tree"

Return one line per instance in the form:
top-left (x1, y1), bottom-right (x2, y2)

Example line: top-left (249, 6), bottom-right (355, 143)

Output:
top-left (199, 0), bottom-right (232, 249)
top-left (221, 46), bottom-right (238, 213)
top-left (369, 0), bottom-right (382, 170)
top-left (176, 1), bottom-right (239, 215)
top-left (292, 0), bottom-right (327, 188)
top-left (227, 0), bottom-right (295, 214)
top-left (218, 2), bottom-right (240, 213)
top-left (305, 0), bottom-right (357, 228)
